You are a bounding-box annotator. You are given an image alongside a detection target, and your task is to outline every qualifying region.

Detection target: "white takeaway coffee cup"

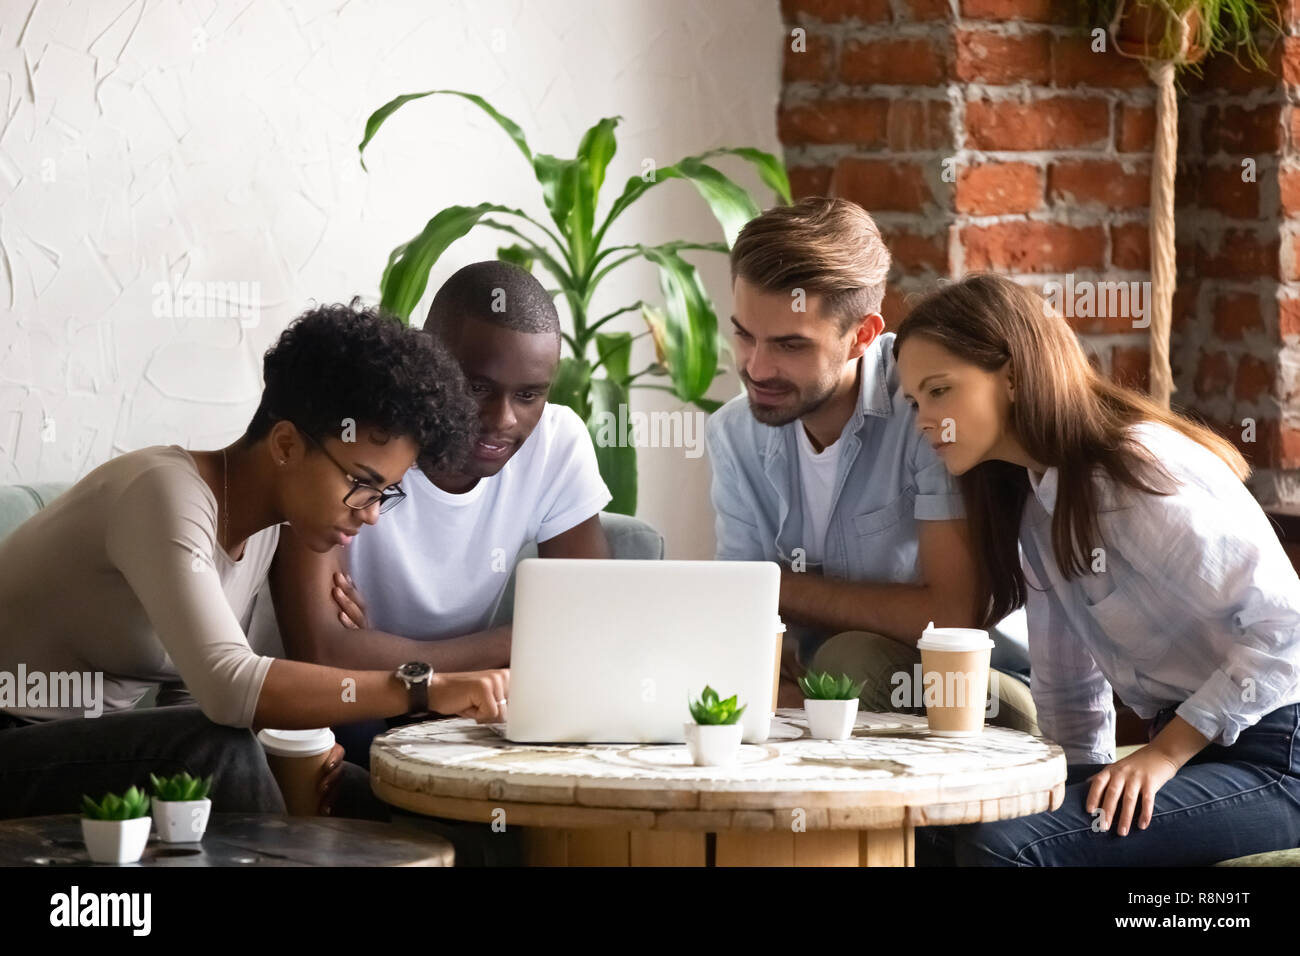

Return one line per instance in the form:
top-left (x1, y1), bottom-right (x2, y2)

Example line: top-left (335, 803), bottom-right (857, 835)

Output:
top-left (916, 622), bottom-right (995, 736)
top-left (257, 728), bottom-right (335, 816)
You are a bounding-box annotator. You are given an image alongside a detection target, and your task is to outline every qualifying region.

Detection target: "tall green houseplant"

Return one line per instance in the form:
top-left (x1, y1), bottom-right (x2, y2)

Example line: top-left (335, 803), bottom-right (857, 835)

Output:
top-left (358, 91), bottom-right (791, 514)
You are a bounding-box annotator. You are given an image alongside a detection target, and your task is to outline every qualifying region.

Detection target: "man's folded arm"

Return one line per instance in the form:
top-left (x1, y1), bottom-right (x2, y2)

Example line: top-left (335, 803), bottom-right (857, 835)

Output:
top-left (777, 517), bottom-right (982, 644)
top-left (268, 525), bottom-right (510, 672)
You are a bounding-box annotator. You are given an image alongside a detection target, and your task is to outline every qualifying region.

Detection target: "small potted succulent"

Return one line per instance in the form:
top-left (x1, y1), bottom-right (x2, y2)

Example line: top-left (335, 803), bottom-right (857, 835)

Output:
top-left (149, 771), bottom-right (213, 843)
top-left (685, 686), bottom-right (747, 766)
top-left (799, 671), bottom-right (865, 740)
top-left (80, 786), bottom-right (152, 864)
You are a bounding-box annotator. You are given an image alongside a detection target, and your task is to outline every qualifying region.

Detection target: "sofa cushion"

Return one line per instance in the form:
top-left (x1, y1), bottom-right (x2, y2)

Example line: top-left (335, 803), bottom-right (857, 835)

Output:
top-left (0, 483), bottom-right (70, 543)
top-left (486, 512), bottom-right (665, 628)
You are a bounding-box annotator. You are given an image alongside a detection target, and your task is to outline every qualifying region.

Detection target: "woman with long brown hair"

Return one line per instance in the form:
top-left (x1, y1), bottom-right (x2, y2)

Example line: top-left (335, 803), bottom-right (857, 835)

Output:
top-left (895, 273), bottom-right (1300, 865)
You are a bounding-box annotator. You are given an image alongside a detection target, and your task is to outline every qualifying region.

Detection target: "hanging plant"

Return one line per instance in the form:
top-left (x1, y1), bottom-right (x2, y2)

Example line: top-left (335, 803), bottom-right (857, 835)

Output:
top-left (1089, 0), bottom-right (1277, 70)
top-left (1079, 0), bottom-right (1281, 407)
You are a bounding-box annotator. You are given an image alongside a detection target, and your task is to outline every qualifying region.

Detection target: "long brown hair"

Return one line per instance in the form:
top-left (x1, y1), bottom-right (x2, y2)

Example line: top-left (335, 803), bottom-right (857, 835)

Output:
top-left (894, 274), bottom-right (1249, 626)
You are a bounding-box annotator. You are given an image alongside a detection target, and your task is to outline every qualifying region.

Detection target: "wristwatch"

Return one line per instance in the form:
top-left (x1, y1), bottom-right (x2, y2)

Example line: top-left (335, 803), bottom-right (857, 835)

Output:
top-left (395, 662), bottom-right (434, 714)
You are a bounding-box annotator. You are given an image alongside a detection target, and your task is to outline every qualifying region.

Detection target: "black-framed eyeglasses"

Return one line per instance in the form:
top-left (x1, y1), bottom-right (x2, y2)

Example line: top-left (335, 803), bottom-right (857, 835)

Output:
top-left (300, 431), bottom-right (406, 514)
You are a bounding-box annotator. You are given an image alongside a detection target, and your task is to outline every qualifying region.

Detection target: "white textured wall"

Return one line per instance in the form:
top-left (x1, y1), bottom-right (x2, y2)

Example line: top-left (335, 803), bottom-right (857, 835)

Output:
top-left (0, 0), bottom-right (785, 558)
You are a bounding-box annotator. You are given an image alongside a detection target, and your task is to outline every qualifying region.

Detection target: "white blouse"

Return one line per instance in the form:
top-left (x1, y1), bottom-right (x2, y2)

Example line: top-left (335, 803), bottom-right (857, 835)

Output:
top-left (1020, 421), bottom-right (1300, 764)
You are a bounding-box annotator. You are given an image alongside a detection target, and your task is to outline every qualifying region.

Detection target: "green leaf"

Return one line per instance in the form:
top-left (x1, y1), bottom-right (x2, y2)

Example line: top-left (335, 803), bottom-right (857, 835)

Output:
top-left (637, 247), bottom-right (719, 403)
top-left (103, 793), bottom-right (122, 819)
top-left (689, 686), bottom-right (746, 724)
top-left (478, 220), bottom-right (576, 292)
top-left (497, 244), bottom-right (535, 273)
top-left (577, 116), bottom-right (620, 202)
top-left (594, 331), bottom-right (633, 385)
top-left (532, 153), bottom-right (583, 245)
top-left (799, 671), bottom-right (863, 700)
top-left (673, 158), bottom-right (762, 249)
top-left (379, 241), bottom-right (410, 306)
top-left (549, 356), bottom-right (593, 421)
top-left (380, 203), bottom-right (526, 321)
top-left (587, 377), bottom-right (637, 515)
top-left (699, 146), bottom-right (794, 204)
top-left (599, 158), bottom-right (761, 249)
top-left (531, 159), bottom-right (593, 280)
top-left (358, 89), bottom-right (533, 172)
top-left (152, 770), bottom-right (214, 801)
top-left (538, 115), bottom-right (619, 281)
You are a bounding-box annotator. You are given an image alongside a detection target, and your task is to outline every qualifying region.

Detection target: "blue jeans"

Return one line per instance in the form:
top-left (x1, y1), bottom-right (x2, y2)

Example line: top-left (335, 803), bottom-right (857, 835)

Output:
top-left (916, 702), bottom-right (1300, 865)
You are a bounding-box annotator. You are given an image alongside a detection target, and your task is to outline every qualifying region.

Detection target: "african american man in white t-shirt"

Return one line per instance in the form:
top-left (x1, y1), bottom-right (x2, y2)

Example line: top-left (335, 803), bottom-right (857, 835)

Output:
top-left (265, 261), bottom-right (611, 772)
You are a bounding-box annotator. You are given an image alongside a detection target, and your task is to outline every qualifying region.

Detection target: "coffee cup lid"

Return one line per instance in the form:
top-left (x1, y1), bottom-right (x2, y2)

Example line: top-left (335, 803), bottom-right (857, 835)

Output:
top-left (916, 621), bottom-right (994, 651)
top-left (256, 728), bottom-right (335, 757)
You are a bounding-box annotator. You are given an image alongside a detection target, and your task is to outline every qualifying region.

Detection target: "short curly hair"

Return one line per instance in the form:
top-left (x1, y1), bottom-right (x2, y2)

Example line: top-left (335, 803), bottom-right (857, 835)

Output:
top-left (241, 299), bottom-right (478, 471)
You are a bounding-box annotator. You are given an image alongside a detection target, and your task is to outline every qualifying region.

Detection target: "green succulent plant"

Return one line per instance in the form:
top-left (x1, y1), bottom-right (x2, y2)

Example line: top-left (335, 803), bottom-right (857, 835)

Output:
top-left (798, 671), bottom-right (866, 701)
top-left (688, 685), bottom-right (746, 725)
top-left (81, 786), bottom-right (150, 821)
top-left (149, 771), bottom-right (214, 802)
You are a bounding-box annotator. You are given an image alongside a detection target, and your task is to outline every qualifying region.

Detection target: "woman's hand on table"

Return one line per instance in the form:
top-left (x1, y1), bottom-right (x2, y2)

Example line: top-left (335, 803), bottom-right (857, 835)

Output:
top-left (1084, 747), bottom-right (1180, 837)
top-left (429, 669), bottom-right (510, 723)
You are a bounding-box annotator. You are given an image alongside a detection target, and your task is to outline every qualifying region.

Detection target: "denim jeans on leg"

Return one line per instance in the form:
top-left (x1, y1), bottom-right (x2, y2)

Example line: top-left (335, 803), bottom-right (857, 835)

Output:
top-left (917, 702), bottom-right (1300, 866)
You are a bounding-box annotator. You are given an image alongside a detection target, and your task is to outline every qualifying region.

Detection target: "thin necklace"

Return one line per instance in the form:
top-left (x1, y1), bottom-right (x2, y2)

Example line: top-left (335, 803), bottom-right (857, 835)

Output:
top-left (221, 447), bottom-right (228, 558)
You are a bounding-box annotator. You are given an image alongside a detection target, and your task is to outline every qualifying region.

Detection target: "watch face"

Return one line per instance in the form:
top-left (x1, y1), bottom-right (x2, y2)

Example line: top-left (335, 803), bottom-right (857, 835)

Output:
top-left (398, 662), bottom-right (432, 681)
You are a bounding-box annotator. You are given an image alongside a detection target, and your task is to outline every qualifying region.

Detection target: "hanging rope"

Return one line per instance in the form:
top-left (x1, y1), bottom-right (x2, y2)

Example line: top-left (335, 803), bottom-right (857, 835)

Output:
top-left (1148, 58), bottom-right (1177, 408)
top-left (1110, 0), bottom-right (1198, 409)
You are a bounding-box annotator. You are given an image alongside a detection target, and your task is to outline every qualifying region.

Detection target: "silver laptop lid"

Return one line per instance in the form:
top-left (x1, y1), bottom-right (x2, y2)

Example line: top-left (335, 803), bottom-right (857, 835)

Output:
top-left (506, 558), bottom-right (779, 744)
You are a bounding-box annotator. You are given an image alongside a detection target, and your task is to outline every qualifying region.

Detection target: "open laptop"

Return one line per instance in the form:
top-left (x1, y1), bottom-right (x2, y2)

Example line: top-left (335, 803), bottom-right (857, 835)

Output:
top-left (505, 558), bottom-right (779, 744)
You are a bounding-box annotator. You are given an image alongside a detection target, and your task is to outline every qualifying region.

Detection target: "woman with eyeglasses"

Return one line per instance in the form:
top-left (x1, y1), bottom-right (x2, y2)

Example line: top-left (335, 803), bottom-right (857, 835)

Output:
top-left (0, 301), bottom-right (508, 819)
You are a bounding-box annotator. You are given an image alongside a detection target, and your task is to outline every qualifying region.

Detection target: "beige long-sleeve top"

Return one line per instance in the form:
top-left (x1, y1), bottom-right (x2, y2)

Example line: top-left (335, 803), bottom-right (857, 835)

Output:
top-left (0, 445), bottom-right (279, 726)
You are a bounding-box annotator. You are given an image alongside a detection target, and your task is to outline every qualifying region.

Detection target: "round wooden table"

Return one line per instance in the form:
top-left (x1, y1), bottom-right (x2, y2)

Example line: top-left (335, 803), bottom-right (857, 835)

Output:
top-left (370, 709), bottom-right (1066, 866)
top-left (0, 814), bottom-right (454, 867)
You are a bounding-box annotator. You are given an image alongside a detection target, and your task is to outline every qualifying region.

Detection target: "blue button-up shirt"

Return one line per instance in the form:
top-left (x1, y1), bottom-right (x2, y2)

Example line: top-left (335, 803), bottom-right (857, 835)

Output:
top-left (706, 332), bottom-right (964, 589)
top-left (1021, 421), bottom-right (1300, 764)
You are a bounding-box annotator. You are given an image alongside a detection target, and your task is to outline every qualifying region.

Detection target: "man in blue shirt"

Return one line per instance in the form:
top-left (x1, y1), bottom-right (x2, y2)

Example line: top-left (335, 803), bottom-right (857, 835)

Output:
top-left (706, 198), bottom-right (1035, 730)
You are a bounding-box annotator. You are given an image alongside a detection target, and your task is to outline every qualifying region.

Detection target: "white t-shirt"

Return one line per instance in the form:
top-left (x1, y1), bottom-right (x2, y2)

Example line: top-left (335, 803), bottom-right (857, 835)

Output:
top-left (346, 402), bottom-right (612, 639)
top-left (795, 422), bottom-right (843, 566)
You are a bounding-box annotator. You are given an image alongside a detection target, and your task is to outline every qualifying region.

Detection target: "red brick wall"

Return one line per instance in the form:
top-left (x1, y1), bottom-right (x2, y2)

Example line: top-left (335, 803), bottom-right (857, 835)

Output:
top-left (1173, 26), bottom-right (1299, 504)
top-left (780, 0), bottom-right (1156, 388)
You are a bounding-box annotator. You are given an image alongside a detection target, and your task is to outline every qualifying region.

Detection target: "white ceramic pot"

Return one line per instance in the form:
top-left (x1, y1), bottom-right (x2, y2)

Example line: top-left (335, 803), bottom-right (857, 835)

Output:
top-left (804, 698), bottom-right (859, 740)
top-left (683, 722), bottom-right (743, 766)
top-left (81, 816), bottom-right (152, 864)
top-left (151, 797), bottom-right (211, 843)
